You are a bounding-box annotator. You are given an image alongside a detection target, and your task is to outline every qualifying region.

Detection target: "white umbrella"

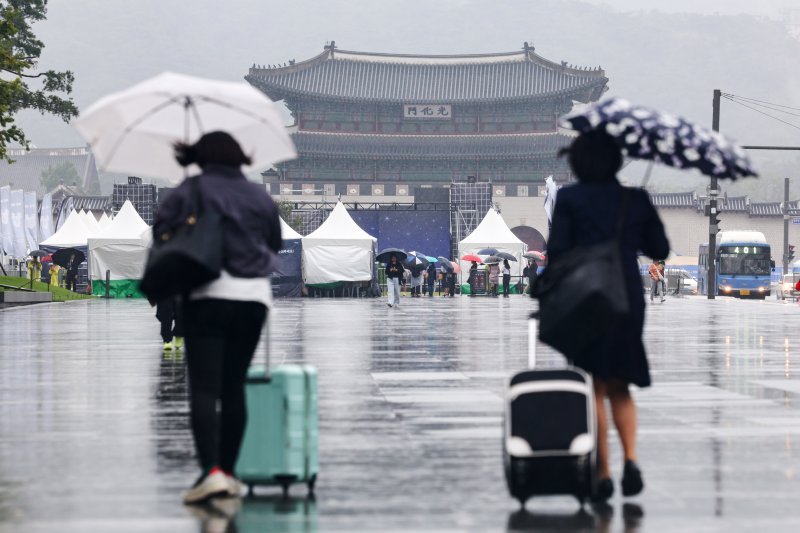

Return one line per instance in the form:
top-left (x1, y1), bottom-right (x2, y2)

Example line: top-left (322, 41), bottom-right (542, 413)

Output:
top-left (73, 71), bottom-right (296, 182)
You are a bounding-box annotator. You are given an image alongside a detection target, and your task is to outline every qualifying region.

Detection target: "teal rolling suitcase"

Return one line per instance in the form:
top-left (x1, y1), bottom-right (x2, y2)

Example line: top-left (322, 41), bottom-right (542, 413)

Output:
top-left (235, 363), bottom-right (319, 498)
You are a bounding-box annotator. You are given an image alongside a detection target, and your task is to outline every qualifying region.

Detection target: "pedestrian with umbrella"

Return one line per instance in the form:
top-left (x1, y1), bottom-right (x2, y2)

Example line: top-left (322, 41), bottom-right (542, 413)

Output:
top-left (73, 72), bottom-right (295, 504)
top-left (522, 258), bottom-right (538, 298)
top-left (406, 252), bottom-right (427, 297)
top-left (501, 259), bottom-right (512, 297)
top-left (438, 256), bottom-right (457, 297)
top-left (54, 250), bottom-right (84, 292)
top-left (484, 256), bottom-right (501, 297)
top-left (383, 253), bottom-right (405, 308)
top-left (425, 259), bottom-right (437, 297)
top-left (549, 98), bottom-right (756, 502)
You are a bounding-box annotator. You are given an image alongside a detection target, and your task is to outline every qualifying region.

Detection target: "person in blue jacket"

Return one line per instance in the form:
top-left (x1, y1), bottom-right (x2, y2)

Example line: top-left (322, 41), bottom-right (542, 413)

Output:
top-left (547, 129), bottom-right (669, 502)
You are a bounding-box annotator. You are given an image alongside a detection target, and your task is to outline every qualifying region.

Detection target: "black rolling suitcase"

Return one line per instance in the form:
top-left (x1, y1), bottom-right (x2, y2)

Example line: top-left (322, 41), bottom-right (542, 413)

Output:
top-left (503, 315), bottom-right (597, 506)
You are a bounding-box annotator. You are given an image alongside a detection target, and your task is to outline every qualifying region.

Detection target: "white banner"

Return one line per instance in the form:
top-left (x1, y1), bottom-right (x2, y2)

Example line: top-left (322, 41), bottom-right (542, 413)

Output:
top-left (24, 191), bottom-right (39, 252)
top-left (39, 193), bottom-right (53, 242)
top-left (56, 196), bottom-right (73, 230)
top-left (0, 186), bottom-right (10, 255)
top-left (10, 189), bottom-right (26, 258)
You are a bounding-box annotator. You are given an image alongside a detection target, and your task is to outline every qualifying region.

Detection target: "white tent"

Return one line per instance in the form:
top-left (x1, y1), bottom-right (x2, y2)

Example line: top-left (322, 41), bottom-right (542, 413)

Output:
top-left (40, 210), bottom-right (90, 248)
top-left (79, 210), bottom-right (101, 235)
top-left (98, 212), bottom-right (112, 229)
top-left (458, 208), bottom-right (527, 280)
top-left (280, 216), bottom-right (302, 240)
top-left (87, 200), bottom-right (152, 297)
top-left (302, 202), bottom-right (376, 284)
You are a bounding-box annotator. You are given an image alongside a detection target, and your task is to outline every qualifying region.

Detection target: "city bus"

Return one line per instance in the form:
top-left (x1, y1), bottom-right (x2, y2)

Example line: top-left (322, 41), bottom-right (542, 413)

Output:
top-left (697, 231), bottom-right (772, 299)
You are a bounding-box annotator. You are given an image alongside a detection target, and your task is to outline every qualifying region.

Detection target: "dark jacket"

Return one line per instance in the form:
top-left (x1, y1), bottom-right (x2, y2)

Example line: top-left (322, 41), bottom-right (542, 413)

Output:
top-left (154, 165), bottom-right (282, 278)
top-left (546, 180), bottom-right (669, 387)
top-left (386, 261), bottom-right (405, 279)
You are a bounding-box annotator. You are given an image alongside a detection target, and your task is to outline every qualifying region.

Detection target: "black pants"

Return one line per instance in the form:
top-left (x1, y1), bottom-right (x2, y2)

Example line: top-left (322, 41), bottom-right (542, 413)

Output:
top-left (502, 274), bottom-right (510, 296)
top-left (65, 272), bottom-right (76, 291)
top-left (184, 299), bottom-right (267, 472)
top-left (448, 278), bottom-right (456, 297)
top-left (156, 298), bottom-right (184, 342)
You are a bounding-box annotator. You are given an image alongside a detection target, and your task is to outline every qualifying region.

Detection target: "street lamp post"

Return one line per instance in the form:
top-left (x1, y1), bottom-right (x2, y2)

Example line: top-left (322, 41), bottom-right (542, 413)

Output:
top-left (708, 89), bottom-right (721, 300)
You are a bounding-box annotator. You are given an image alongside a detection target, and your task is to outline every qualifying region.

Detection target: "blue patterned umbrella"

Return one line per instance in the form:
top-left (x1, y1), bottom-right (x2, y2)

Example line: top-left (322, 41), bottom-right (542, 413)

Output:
top-left (560, 98), bottom-right (757, 180)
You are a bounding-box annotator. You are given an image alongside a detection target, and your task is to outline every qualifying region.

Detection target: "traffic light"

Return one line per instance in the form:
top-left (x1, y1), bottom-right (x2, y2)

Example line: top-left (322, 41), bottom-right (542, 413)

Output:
top-left (789, 245), bottom-right (796, 263)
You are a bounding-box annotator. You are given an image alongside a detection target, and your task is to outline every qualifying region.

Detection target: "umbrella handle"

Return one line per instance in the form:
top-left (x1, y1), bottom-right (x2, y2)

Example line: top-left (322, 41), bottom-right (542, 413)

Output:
top-left (641, 161), bottom-right (655, 189)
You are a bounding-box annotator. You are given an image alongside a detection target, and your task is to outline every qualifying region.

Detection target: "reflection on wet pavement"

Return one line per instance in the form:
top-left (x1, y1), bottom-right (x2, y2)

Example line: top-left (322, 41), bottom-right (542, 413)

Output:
top-left (2, 296), bottom-right (800, 531)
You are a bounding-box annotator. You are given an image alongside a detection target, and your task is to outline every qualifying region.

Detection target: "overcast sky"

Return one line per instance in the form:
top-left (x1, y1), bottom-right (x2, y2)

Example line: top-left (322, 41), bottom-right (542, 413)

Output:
top-left (13, 0), bottom-right (800, 194)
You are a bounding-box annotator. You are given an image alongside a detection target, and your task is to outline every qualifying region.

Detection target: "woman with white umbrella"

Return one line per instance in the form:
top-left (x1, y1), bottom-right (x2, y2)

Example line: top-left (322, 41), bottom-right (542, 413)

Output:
top-left (154, 132), bottom-right (283, 504)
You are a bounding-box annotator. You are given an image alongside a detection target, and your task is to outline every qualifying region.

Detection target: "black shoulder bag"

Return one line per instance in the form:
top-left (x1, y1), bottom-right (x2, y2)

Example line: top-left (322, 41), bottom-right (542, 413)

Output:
top-left (533, 189), bottom-right (630, 359)
top-left (140, 176), bottom-right (223, 301)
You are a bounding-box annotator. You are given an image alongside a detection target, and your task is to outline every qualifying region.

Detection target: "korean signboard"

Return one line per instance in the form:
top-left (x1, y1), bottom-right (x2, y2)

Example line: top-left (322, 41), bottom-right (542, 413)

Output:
top-left (403, 104), bottom-right (452, 119)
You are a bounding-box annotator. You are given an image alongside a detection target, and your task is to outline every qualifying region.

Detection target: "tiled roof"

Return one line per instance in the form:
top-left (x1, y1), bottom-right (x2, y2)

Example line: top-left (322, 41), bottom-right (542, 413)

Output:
top-left (289, 131), bottom-right (573, 159)
top-left (724, 196), bottom-right (749, 212)
top-left (247, 45), bottom-right (608, 104)
top-left (749, 202), bottom-right (782, 216)
top-left (71, 196), bottom-right (112, 212)
top-left (0, 148), bottom-right (100, 196)
top-left (649, 191), bottom-right (696, 208)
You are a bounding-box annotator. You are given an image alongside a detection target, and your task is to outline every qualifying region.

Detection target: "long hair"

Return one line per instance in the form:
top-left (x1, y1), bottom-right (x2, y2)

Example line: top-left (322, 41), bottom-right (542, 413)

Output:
top-left (174, 131), bottom-right (252, 168)
top-left (558, 129), bottom-right (622, 183)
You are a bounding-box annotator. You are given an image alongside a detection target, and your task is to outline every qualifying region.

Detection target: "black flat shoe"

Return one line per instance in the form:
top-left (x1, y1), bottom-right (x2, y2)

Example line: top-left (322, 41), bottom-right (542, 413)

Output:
top-left (592, 477), bottom-right (614, 502)
top-left (621, 460), bottom-right (644, 497)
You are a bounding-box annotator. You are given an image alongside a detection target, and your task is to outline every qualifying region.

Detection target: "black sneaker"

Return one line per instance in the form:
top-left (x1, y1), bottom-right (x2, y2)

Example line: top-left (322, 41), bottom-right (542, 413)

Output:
top-left (621, 460), bottom-right (644, 497)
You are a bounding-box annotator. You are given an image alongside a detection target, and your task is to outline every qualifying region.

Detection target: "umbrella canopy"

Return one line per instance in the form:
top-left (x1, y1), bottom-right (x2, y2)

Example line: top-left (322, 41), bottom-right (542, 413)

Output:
top-left (560, 98), bottom-right (756, 180)
top-left (406, 255), bottom-right (429, 268)
top-left (476, 247), bottom-right (500, 256)
top-left (495, 252), bottom-right (517, 262)
top-left (376, 248), bottom-right (407, 263)
top-left (461, 254), bottom-right (483, 263)
top-left (483, 256), bottom-right (502, 265)
top-left (73, 72), bottom-right (297, 182)
top-left (437, 259), bottom-right (454, 273)
top-left (29, 250), bottom-right (46, 258)
top-left (524, 251), bottom-right (546, 261)
top-left (450, 261), bottom-right (462, 274)
top-left (425, 256), bottom-right (438, 263)
top-left (52, 247), bottom-right (85, 268)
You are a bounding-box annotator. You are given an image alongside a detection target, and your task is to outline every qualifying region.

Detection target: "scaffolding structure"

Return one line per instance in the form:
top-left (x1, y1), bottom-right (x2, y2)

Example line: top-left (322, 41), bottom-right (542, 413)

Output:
top-left (449, 182), bottom-right (493, 259)
top-left (111, 177), bottom-right (158, 224)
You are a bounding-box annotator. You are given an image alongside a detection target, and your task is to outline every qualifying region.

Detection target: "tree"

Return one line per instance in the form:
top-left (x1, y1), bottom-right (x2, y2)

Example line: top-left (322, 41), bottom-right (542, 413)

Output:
top-left (40, 160), bottom-right (79, 192)
top-left (0, 1), bottom-right (78, 161)
top-left (276, 200), bottom-right (303, 233)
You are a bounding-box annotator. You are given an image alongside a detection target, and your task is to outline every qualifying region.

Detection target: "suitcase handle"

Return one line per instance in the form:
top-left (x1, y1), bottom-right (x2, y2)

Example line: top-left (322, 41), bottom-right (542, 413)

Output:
top-left (246, 374), bottom-right (272, 384)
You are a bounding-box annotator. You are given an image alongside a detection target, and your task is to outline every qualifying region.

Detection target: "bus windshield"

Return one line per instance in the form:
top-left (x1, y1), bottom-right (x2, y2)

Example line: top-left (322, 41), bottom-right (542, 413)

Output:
top-left (718, 245), bottom-right (771, 276)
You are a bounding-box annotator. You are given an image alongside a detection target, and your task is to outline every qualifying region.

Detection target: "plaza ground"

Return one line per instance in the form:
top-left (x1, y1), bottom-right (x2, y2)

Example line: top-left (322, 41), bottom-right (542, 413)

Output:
top-left (2, 294), bottom-right (800, 532)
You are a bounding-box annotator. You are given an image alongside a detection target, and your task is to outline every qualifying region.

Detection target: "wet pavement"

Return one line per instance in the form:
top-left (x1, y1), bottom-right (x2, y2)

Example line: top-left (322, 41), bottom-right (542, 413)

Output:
top-left (2, 294), bottom-right (800, 532)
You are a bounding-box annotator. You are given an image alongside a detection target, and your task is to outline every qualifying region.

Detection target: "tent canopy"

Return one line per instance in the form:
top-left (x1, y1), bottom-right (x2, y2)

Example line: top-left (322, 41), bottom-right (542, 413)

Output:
top-left (280, 216), bottom-right (302, 240)
top-left (302, 202), bottom-right (376, 284)
top-left (88, 201), bottom-right (152, 297)
top-left (92, 200), bottom-right (149, 242)
top-left (40, 210), bottom-right (90, 248)
top-left (458, 209), bottom-right (527, 278)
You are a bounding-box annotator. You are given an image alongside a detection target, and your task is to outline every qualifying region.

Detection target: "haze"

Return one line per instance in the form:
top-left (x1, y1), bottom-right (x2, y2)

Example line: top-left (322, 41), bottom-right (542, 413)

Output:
top-left (16, 0), bottom-right (800, 198)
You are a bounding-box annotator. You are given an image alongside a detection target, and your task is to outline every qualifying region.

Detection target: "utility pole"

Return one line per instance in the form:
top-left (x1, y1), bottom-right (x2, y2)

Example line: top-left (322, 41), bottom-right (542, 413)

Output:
top-left (784, 177), bottom-right (790, 275)
top-left (708, 89), bottom-right (721, 300)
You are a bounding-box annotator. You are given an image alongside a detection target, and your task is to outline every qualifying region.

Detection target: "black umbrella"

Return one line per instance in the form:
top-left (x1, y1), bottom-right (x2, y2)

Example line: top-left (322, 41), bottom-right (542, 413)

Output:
top-left (29, 250), bottom-right (46, 258)
top-left (376, 248), bottom-right (407, 263)
top-left (495, 252), bottom-right (517, 262)
top-left (52, 247), bottom-right (85, 268)
top-left (483, 256), bottom-right (502, 265)
top-left (476, 247), bottom-right (500, 256)
top-left (560, 98), bottom-right (757, 180)
top-left (437, 257), bottom-right (454, 273)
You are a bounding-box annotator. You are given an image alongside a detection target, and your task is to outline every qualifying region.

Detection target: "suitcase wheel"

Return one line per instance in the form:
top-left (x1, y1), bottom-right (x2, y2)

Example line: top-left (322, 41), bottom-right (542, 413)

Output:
top-left (307, 474), bottom-right (317, 498)
top-left (275, 475), bottom-right (296, 499)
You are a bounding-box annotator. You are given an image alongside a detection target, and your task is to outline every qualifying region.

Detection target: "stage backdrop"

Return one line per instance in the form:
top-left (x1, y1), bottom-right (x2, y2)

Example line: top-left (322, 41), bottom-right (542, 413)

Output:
top-left (350, 210), bottom-right (451, 261)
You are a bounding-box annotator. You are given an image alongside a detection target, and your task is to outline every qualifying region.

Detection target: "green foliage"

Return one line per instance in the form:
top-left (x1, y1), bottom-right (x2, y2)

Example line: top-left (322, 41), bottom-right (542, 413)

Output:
top-left (0, 0), bottom-right (78, 161)
top-left (40, 160), bottom-right (79, 192)
top-left (276, 200), bottom-right (303, 233)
